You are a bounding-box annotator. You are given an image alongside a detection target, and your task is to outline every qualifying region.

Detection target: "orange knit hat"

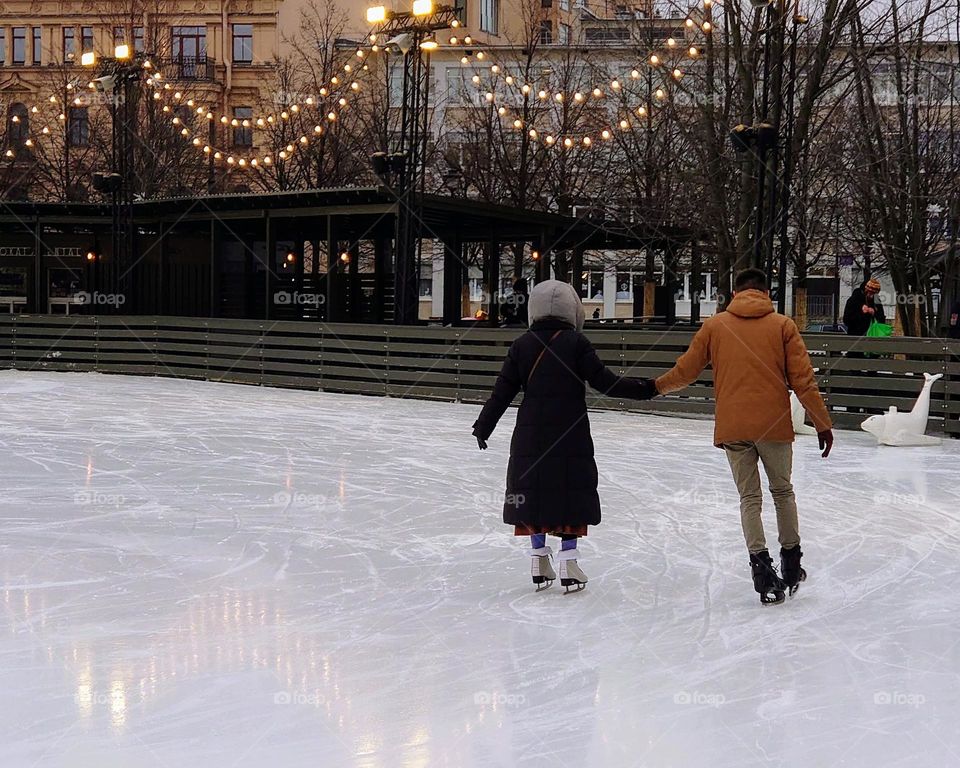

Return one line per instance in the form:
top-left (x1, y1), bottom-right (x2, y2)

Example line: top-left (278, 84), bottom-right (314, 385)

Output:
top-left (865, 278), bottom-right (881, 292)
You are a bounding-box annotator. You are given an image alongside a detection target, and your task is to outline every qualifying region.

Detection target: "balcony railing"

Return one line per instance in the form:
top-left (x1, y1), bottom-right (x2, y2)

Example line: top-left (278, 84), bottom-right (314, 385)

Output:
top-left (162, 55), bottom-right (216, 80)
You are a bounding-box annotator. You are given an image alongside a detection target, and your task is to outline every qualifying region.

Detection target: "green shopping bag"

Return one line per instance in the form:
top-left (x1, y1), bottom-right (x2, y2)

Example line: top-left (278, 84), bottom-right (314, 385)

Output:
top-left (866, 319), bottom-right (893, 338)
top-left (863, 318), bottom-right (893, 358)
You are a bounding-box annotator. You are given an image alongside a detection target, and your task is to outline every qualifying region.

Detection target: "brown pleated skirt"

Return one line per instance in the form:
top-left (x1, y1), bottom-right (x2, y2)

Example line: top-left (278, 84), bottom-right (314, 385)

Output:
top-left (514, 524), bottom-right (588, 537)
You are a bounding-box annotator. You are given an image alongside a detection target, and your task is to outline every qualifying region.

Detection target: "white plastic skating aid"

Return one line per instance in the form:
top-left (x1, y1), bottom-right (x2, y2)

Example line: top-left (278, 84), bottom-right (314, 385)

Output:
top-left (530, 546), bottom-right (556, 591)
top-left (558, 548), bottom-right (587, 593)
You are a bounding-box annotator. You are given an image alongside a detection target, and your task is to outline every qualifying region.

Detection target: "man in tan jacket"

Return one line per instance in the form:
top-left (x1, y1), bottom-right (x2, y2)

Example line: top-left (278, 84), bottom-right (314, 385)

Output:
top-left (656, 269), bottom-right (833, 605)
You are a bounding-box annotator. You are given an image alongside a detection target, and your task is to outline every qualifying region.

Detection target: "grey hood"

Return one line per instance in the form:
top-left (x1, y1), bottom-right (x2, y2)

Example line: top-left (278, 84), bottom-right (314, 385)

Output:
top-left (528, 280), bottom-right (586, 331)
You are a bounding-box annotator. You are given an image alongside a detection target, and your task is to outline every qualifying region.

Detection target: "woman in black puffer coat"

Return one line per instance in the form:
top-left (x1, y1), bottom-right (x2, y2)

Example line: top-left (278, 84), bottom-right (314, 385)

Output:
top-left (473, 280), bottom-right (656, 591)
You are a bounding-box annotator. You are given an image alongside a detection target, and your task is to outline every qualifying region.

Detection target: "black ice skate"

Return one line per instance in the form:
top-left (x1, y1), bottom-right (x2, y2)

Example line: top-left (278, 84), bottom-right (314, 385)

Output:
top-left (558, 548), bottom-right (587, 593)
top-left (780, 545), bottom-right (807, 598)
top-left (749, 550), bottom-right (785, 605)
top-left (530, 546), bottom-right (556, 591)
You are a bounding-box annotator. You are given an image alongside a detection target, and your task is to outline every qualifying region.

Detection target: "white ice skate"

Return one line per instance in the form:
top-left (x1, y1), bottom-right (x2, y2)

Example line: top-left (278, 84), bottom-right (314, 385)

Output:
top-left (558, 548), bottom-right (587, 593)
top-left (530, 546), bottom-right (556, 591)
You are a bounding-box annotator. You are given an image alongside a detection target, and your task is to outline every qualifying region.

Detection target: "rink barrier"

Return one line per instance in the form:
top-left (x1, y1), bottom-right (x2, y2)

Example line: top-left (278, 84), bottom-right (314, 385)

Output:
top-left (1, 315), bottom-right (958, 438)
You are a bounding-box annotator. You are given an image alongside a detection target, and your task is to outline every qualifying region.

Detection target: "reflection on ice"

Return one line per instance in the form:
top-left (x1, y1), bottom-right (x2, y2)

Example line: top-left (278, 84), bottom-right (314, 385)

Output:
top-left (0, 371), bottom-right (958, 767)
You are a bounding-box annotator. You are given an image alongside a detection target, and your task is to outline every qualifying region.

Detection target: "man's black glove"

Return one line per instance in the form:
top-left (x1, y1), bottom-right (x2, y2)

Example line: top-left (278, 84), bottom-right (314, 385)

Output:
top-left (818, 429), bottom-right (834, 458)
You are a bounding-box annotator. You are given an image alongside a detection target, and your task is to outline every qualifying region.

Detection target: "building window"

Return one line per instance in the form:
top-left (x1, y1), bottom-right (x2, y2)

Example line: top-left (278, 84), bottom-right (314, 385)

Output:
top-left (172, 26), bottom-right (207, 59)
top-left (81, 26), bottom-right (93, 53)
top-left (0, 30), bottom-right (6, 65)
top-left (7, 103), bottom-right (29, 143)
top-left (69, 107), bottom-right (89, 147)
top-left (133, 27), bottom-right (144, 53)
top-left (453, 0), bottom-right (467, 24)
top-left (479, 0), bottom-right (499, 34)
top-left (62, 27), bottom-right (75, 61)
top-left (172, 26), bottom-right (207, 77)
top-left (560, 0), bottom-right (570, 9)
top-left (32, 27), bottom-right (41, 65)
top-left (233, 106), bottom-right (253, 146)
top-left (581, 270), bottom-right (605, 300)
top-left (232, 24), bottom-right (252, 64)
top-left (13, 28), bottom-right (26, 65)
top-left (558, 22), bottom-right (570, 45)
top-left (113, 26), bottom-right (125, 44)
top-left (539, 21), bottom-right (553, 45)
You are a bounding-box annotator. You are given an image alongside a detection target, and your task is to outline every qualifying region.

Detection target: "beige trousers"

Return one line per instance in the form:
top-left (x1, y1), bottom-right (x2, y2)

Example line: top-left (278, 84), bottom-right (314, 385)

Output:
top-left (723, 441), bottom-right (800, 554)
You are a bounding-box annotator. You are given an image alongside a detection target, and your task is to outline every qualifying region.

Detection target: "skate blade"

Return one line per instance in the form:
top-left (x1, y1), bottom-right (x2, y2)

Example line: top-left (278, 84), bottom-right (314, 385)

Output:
top-left (760, 590), bottom-right (785, 605)
top-left (561, 579), bottom-right (586, 594)
top-left (534, 579), bottom-right (554, 592)
top-left (788, 569), bottom-right (807, 598)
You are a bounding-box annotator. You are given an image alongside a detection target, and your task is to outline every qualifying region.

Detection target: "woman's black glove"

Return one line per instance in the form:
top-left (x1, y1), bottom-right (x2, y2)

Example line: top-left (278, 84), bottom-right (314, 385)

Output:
top-left (639, 378), bottom-right (660, 400)
top-left (472, 425), bottom-right (488, 450)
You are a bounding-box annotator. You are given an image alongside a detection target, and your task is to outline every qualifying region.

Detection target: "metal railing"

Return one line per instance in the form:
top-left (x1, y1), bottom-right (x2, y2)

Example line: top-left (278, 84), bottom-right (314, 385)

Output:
top-left (161, 55), bottom-right (216, 80)
top-left (1, 315), bottom-right (957, 437)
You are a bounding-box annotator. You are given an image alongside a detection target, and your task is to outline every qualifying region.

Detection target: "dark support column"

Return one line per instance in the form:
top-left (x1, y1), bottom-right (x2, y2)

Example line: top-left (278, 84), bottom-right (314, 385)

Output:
top-left (665, 244), bottom-right (678, 326)
top-left (442, 235), bottom-right (462, 326)
top-left (348, 238), bottom-right (360, 322)
top-left (264, 211), bottom-right (275, 320)
top-left (325, 216), bottom-right (338, 323)
top-left (373, 232), bottom-right (391, 323)
top-left (242, 228), bottom-right (254, 318)
top-left (486, 237), bottom-right (500, 326)
top-left (690, 241), bottom-right (702, 325)
top-left (209, 220), bottom-right (220, 317)
top-left (571, 246), bottom-right (585, 297)
top-left (534, 234), bottom-right (551, 284)
top-left (32, 217), bottom-right (42, 313)
top-left (293, 234), bottom-right (304, 315)
top-left (158, 222), bottom-right (168, 315)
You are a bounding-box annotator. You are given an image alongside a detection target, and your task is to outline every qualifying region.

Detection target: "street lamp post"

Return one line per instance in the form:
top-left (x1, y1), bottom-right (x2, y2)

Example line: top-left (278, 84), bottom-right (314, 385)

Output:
top-left (84, 46), bottom-right (149, 310)
top-left (367, 1), bottom-right (460, 325)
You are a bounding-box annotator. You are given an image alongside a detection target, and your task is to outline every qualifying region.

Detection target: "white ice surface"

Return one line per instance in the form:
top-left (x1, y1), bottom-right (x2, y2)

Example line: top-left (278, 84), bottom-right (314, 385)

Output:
top-left (1, 371), bottom-right (959, 768)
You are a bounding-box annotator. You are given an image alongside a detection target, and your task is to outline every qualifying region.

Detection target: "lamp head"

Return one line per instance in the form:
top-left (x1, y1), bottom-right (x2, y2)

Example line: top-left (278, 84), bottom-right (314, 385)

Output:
top-left (385, 33), bottom-right (415, 55)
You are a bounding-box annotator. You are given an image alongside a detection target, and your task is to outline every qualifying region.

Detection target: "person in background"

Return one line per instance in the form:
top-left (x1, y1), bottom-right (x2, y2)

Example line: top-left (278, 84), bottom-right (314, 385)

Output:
top-left (948, 300), bottom-right (960, 340)
top-left (512, 278), bottom-right (529, 327)
top-left (592, 308), bottom-right (601, 320)
top-left (843, 278), bottom-right (886, 336)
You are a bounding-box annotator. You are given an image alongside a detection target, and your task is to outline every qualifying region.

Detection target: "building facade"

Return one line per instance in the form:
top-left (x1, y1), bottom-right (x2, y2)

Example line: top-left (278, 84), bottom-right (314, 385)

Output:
top-left (0, 0), bottom-right (283, 199)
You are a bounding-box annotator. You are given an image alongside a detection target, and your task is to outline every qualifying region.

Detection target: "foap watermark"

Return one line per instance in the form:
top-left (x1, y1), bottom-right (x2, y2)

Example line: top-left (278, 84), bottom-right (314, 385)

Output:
top-left (473, 690), bottom-right (527, 708)
top-left (673, 690), bottom-right (726, 708)
top-left (74, 490), bottom-right (125, 506)
top-left (274, 291), bottom-right (325, 307)
top-left (273, 690), bottom-right (325, 706)
top-left (273, 491), bottom-right (327, 508)
top-left (74, 689), bottom-right (118, 707)
top-left (672, 488), bottom-right (729, 507)
top-left (876, 290), bottom-right (926, 307)
top-left (76, 291), bottom-right (126, 308)
top-left (873, 691), bottom-right (925, 708)
top-left (873, 491), bottom-right (925, 508)
top-left (473, 491), bottom-right (526, 509)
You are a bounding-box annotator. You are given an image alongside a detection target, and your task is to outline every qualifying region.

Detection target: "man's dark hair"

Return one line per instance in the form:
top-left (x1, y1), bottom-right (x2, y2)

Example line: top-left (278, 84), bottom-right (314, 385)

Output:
top-left (734, 268), bottom-right (769, 292)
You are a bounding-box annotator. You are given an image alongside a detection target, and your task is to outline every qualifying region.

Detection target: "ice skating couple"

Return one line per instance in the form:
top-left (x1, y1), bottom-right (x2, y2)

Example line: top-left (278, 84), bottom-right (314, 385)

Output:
top-left (473, 269), bottom-right (834, 604)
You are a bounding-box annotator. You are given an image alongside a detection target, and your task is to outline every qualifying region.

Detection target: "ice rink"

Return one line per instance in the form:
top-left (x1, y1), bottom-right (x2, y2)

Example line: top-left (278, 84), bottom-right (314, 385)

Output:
top-left (1, 370), bottom-right (959, 767)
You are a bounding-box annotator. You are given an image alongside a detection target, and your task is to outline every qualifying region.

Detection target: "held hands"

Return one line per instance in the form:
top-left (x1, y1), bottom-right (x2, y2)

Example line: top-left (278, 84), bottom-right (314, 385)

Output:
top-left (639, 378), bottom-right (660, 401)
top-left (817, 429), bottom-right (834, 458)
top-left (862, 304), bottom-right (876, 316)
